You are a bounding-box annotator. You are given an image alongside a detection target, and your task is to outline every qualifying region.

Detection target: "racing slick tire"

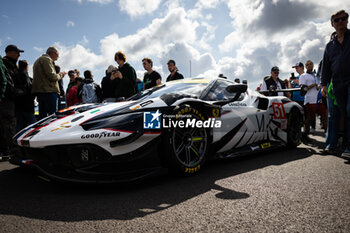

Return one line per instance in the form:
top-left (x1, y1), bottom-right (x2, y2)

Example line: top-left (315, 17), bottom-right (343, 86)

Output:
top-left (287, 108), bottom-right (302, 148)
top-left (163, 105), bottom-right (210, 175)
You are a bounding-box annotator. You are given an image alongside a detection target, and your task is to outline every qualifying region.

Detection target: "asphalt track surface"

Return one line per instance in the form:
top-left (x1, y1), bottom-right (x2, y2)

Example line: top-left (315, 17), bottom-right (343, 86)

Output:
top-left (1, 130), bottom-right (349, 233)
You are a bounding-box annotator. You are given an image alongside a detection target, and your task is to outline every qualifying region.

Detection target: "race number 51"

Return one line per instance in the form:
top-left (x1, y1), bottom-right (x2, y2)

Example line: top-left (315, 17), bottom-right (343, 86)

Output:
top-left (272, 103), bottom-right (286, 119)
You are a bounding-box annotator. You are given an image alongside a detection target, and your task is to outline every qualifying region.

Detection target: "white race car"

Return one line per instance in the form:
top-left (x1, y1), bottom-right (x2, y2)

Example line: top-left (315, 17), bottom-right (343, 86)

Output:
top-left (13, 77), bottom-right (304, 183)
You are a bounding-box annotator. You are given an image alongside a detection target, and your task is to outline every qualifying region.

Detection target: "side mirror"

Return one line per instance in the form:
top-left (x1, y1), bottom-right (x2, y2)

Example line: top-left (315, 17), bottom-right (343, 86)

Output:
top-left (226, 84), bottom-right (248, 93)
top-left (214, 84), bottom-right (247, 106)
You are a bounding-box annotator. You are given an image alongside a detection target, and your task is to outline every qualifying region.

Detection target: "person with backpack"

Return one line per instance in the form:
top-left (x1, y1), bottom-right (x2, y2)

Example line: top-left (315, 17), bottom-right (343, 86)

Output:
top-left (78, 70), bottom-right (102, 104)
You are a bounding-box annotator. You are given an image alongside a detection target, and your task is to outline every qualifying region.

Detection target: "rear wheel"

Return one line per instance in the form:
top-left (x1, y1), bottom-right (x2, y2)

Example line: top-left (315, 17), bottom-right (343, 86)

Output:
top-left (163, 105), bottom-right (209, 175)
top-left (287, 108), bottom-right (302, 148)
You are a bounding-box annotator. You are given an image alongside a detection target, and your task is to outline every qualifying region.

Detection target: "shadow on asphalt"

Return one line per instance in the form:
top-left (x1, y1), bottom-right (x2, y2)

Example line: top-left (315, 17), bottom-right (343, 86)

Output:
top-left (0, 147), bottom-right (314, 221)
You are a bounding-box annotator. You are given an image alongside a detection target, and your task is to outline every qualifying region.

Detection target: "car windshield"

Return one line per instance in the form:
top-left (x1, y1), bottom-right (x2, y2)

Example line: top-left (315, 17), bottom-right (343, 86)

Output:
top-left (128, 79), bottom-right (210, 101)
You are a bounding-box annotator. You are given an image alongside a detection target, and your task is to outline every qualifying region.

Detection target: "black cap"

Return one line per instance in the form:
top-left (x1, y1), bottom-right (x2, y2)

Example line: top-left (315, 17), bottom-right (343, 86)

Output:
top-left (271, 66), bottom-right (279, 72)
top-left (5, 44), bottom-right (24, 53)
top-left (167, 59), bottom-right (176, 65)
top-left (292, 62), bottom-right (304, 68)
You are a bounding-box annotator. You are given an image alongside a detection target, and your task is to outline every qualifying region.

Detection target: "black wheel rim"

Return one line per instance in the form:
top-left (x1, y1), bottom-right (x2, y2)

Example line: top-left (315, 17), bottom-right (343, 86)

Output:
top-left (171, 126), bottom-right (208, 167)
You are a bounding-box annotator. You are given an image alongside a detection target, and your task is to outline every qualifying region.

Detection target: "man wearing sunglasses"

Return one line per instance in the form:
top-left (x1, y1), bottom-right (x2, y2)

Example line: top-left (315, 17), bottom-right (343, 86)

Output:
top-left (321, 10), bottom-right (350, 159)
top-left (260, 66), bottom-right (289, 97)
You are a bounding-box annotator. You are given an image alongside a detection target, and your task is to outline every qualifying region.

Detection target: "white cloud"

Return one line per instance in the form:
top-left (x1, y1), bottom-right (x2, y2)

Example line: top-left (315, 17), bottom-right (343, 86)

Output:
top-left (79, 35), bottom-right (89, 46)
top-left (88, 0), bottom-right (114, 4)
top-left (33, 46), bottom-right (44, 53)
top-left (214, 0), bottom-right (350, 87)
top-left (54, 43), bottom-right (104, 74)
top-left (66, 21), bottom-right (75, 27)
top-left (75, 0), bottom-right (114, 4)
top-left (160, 42), bottom-right (216, 78)
top-left (119, 0), bottom-right (162, 18)
top-left (55, 0), bottom-right (350, 90)
top-left (100, 7), bottom-right (198, 62)
top-left (195, 0), bottom-right (220, 9)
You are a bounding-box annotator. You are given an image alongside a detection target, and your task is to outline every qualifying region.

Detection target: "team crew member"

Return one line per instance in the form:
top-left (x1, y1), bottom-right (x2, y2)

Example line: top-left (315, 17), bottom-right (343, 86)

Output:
top-left (142, 57), bottom-right (162, 89)
top-left (166, 60), bottom-right (184, 82)
top-left (260, 66), bottom-right (289, 97)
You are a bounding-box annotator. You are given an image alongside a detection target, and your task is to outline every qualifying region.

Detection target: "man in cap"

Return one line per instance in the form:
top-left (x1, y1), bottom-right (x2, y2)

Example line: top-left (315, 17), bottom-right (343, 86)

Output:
top-left (0, 45), bottom-right (24, 161)
top-left (291, 62), bottom-right (305, 106)
top-left (32, 46), bottom-right (66, 119)
top-left (3, 44), bottom-right (24, 79)
top-left (166, 60), bottom-right (184, 82)
top-left (260, 66), bottom-right (289, 97)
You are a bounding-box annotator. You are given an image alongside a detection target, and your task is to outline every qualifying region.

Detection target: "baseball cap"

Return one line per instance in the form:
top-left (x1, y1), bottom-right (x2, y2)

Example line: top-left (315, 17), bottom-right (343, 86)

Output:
top-left (167, 59), bottom-right (176, 65)
top-left (271, 66), bottom-right (279, 72)
top-left (292, 62), bottom-right (304, 68)
top-left (5, 44), bottom-right (24, 53)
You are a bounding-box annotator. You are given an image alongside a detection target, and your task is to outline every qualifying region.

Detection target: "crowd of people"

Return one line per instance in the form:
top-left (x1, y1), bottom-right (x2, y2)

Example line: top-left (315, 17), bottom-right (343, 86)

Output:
top-left (259, 61), bottom-right (328, 142)
top-left (0, 9), bottom-right (349, 162)
top-left (0, 46), bottom-right (184, 162)
top-left (257, 9), bottom-right (349, 160)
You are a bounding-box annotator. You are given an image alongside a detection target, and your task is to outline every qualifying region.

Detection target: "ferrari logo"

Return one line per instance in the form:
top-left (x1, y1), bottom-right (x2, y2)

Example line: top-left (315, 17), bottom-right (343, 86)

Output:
top-left (212, 108), bottom-right (220, 118)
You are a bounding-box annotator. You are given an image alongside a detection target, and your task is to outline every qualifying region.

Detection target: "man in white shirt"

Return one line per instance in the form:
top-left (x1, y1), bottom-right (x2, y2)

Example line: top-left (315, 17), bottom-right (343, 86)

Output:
top-left (299, 60), bottom-right (327, 141)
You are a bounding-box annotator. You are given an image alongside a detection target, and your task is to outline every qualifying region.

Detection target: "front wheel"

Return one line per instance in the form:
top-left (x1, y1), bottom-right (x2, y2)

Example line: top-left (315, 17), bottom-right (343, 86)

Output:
top-left (163, 105), bottom-right (210, 175)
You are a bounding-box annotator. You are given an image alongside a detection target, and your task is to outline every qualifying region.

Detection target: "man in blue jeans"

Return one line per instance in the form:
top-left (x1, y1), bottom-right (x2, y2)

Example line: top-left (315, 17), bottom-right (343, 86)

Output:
top-left (32, 47), bottom-right (66, 119)
top-left (321, 10), bottom-right (350, 160)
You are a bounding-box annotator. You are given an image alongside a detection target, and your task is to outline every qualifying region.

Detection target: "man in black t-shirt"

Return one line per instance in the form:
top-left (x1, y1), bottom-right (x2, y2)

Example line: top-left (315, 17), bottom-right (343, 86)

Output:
top-left (166, 59), bottom-right (184, 82)
top-left (142, 57), bottom-right (162, 90)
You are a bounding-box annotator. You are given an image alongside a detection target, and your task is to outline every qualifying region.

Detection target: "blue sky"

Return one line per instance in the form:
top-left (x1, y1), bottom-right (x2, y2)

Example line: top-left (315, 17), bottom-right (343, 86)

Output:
top-left (1, 0), bottom-right (348, 89)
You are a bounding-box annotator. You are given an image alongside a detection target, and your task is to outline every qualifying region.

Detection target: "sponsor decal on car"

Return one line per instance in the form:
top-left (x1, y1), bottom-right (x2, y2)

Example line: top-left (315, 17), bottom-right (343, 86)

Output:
top-left (130, 100), bottom-right (154, 111)
top-left (90, 109), bottom-right (101, 114)
top-left (50, 122), bottom-right (72, 132)
top-left (261, 142), bottom-right (271, 149)
top-left (81, 131), bottom-right (121, 139)
top-left (184, 165), bottom-right (200, 173)
top-left (272, 103), bottom-right (286, 119)
top-left (212, 108), bottom-right (220, 117)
